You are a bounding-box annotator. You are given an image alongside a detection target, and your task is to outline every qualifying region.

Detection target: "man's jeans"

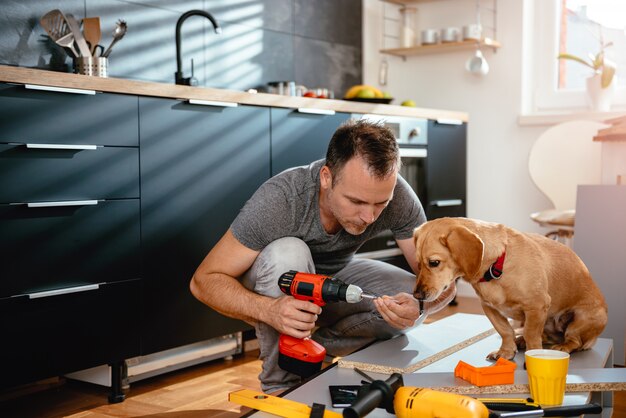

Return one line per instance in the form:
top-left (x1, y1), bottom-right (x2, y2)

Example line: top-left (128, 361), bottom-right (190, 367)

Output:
top-left (241, 237), bottom-right (416, 393)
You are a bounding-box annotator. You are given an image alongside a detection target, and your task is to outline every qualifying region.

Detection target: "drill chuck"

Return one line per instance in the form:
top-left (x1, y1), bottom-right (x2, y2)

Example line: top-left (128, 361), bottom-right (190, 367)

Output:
top-left (278, 270), bottom-right (364, 305)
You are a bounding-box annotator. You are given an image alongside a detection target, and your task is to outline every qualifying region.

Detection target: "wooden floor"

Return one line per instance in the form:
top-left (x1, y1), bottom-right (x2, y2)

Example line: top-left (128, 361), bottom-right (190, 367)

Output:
top-left (1, 296), bottom-right (624, 417)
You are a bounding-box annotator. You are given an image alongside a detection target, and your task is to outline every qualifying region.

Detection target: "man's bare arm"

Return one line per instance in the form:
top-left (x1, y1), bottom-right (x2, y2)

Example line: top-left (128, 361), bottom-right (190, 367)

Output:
top-left (189, 229), bottom-right (320, 337)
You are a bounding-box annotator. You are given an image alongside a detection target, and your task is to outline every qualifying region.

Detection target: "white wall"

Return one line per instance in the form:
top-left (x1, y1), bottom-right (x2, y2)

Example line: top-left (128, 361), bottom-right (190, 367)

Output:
top-left (363, 0), bottom-right (551, 232)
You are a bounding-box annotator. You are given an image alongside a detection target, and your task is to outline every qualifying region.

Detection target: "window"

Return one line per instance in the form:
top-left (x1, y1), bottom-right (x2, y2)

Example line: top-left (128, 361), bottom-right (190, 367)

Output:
top-left (524, 0), bottom-right (626, 114)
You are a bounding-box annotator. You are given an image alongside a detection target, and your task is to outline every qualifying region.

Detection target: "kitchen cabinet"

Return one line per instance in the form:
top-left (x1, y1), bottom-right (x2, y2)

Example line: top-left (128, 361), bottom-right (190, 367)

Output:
top-left (270, 108), bottom-right (350, 175)
top-left (139, 98), bottom-right (270, 355)
top-left (0, 83), bottom-right (141, 389)
top-left (425, 120), bottom-right (467, 219)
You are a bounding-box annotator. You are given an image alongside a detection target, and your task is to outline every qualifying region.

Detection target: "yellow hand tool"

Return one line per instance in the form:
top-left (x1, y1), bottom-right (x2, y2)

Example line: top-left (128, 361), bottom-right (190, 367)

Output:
top-left (229, 389), bottom-right (341, 418)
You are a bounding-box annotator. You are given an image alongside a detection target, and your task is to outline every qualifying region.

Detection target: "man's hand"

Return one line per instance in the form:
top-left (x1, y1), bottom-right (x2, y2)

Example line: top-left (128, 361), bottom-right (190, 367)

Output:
top-left (373, 292), bottom-right (421, 330)
top-left (263, 296), bottom-right (322, 339)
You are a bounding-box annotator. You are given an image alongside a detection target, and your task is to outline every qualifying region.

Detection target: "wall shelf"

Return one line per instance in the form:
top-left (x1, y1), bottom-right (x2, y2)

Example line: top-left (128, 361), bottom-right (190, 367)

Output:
top-left (379, 0), bottom-right (501, 59)
top-left (380, 37), bottom-right (500, 57)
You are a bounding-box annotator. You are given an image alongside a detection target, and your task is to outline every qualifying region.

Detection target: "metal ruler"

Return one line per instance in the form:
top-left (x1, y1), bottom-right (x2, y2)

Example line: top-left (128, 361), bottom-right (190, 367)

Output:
top-left (229, 389), bottom-right (342, 418)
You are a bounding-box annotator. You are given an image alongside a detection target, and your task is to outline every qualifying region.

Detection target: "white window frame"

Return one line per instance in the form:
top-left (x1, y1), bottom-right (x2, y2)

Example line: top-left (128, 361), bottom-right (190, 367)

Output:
top-left (522, 0), bottom-right (626, 116)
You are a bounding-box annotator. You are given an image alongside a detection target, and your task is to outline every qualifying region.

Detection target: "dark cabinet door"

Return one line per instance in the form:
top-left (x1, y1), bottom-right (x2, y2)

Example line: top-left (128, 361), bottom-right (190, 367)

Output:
top-left (0, 144), bottom-right (139, 203)
top-left (425, 121), bottom-right (467, 219)
top-left (139, 98), bottom-right (270, 355)
top-left (270, 109), bottom-right (350, 175)
top-left (0, 83), bottom-right (138, 147)
top-left (0, 279), bottom-right (141, 389)
top-left (0, 200), bottom-right (140, 298)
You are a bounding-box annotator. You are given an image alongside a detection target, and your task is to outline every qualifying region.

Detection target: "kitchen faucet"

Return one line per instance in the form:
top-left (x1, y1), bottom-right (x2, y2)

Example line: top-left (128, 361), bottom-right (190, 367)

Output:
top-left (175, 10), bottom-right (222, 86)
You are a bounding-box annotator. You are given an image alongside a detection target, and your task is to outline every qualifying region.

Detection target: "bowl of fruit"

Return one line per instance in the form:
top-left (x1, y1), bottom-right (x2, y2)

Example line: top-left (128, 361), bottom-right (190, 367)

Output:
top-left (343, 85), bottom-right (393, 104)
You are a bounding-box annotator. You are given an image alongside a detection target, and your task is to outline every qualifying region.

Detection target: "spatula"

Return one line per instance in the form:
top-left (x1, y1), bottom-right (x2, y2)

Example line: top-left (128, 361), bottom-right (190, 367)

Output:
top-left (55, 32), bottom-right (79, 58)
top-left (82, 17), bottom-right (101, 56)
top-left (65, 13), bottom-right (91, 57)
top-left (40, 9), bottom-right (71, 42)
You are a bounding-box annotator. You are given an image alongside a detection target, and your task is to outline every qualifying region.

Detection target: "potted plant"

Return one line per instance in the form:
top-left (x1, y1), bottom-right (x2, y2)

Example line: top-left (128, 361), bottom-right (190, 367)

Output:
top-left (558, 38), bottom-right (616, 111)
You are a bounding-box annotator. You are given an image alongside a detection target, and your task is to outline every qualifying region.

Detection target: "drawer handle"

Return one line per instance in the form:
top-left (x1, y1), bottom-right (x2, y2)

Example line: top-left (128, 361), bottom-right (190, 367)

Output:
top-left (26, 143), bottom-right (98, 150)
top-left (431, 199), bottom-right (463, 207)
top-left (25, 84), bottom-right (96, 95)
top-left (296, 108), bottom-right (336, 116)
top-left (187, 99), bottom-right (238, 107)
top-left (435, 118), bottom-right (463, 126)
top-left (26, 200), bottom-right (99, 208)
top-left (27, 283), bottom-right (100, 299)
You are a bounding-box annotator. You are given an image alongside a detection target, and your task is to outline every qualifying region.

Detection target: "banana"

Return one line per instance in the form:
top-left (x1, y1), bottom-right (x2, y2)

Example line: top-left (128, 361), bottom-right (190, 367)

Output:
top-left (344, 84), bottom-right (366, 99)
top-left (344, 84), bottom-right (384, 99)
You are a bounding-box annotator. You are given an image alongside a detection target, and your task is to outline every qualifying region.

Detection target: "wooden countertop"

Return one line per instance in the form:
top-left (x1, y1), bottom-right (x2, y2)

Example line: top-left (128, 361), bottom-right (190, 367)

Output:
top-left (0, 65), bottom-right (468, 122)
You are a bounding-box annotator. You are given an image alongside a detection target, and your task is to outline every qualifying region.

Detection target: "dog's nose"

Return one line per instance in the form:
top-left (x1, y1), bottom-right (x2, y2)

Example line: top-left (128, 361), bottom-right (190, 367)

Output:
top-left (413, 288), bottom-right (426, 299)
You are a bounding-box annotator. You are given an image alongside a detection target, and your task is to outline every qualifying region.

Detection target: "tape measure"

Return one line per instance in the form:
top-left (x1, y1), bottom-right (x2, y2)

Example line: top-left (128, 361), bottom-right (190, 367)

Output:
top-left (229, 389), bottom-right (342, 418)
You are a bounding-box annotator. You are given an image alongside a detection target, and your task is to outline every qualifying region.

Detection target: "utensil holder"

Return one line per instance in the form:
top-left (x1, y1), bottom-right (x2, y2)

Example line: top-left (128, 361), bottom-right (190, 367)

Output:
top-left (74, 57), bottom-right (108, 78)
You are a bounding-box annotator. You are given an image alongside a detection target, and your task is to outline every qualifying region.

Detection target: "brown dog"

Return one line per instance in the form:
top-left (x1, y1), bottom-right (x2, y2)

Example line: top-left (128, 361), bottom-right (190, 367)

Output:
top-left (413, 217), bottom-right (608, 360)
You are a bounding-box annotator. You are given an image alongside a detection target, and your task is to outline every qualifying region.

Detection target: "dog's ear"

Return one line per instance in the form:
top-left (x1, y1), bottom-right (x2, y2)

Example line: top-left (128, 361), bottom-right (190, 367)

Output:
top-left (441, 226), bottom-right (484, 278)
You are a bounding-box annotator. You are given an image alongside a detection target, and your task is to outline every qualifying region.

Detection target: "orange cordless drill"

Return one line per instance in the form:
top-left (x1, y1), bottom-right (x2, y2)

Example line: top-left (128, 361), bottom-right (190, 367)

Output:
top-left (277, 270), bottom-right (375, 377)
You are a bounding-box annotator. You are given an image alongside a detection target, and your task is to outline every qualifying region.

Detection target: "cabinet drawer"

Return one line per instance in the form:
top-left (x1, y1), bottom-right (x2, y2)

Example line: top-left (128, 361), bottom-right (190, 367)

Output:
top-left (0, 199), bottom-right (140, 298)
top-left (0, 83), bottom-right (138, 147)
top-left (0, 279), bottom-right (141, 388)
top-left (0, 144), bottom-right (139, 203)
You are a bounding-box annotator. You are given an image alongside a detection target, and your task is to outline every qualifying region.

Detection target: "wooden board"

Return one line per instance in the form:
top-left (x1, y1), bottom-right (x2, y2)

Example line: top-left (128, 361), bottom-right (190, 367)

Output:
top-left (338, 327), bottom-right (497, 374)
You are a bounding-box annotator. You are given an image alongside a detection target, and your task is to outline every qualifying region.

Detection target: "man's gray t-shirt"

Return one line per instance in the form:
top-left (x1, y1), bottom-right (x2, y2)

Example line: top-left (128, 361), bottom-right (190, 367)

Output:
top-left (231, 159), bottom-right (426, 274)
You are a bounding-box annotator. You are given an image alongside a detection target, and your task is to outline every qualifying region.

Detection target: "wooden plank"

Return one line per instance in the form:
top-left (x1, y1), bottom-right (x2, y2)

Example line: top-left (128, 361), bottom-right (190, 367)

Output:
top-left (338, 328), bottom-right (497, 374)
top-left (400, 369), bottom-right (626, 395)
top-left (381, 39), bottom-right (501, 57)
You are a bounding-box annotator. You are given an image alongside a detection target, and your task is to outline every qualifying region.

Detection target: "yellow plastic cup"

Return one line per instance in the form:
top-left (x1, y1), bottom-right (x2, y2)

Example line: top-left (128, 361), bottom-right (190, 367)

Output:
top-left (525, 349), bottom-right (570, 406)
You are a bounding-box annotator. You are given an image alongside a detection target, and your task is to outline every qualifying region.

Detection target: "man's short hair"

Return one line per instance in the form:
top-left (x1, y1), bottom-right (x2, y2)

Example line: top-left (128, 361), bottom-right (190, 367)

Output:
top-left (325, 119), bottom-right (400, 185)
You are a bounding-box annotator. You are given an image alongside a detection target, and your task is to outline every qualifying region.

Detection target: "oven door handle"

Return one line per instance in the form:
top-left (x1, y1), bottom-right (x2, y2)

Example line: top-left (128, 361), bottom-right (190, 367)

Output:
top-left (399, 148), bottom-right (427, 158)
top-left (431, 199), bottom-right (463, 207)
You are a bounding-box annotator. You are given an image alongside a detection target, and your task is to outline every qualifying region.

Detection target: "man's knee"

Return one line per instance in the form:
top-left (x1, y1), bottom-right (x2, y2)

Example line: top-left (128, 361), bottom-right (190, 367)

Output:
top-left (261, 237), bottom-right (312, 269)
top-left (242, 237), bottom-right (314, 297)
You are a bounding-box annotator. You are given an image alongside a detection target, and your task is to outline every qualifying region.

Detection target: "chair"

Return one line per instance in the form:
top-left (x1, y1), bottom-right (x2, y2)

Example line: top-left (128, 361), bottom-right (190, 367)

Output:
top-left (528, 120), bottom-right (605, 245)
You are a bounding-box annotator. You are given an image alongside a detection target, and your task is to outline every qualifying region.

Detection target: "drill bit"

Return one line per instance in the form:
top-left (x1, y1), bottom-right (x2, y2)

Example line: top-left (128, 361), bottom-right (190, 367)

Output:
top-left (360, 293), bottom-right (377, 300)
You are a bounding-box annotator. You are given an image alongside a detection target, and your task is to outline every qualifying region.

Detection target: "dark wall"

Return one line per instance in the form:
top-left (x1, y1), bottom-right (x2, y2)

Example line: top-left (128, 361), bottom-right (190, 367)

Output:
top-left (0, 0), bottom-right (362, 98)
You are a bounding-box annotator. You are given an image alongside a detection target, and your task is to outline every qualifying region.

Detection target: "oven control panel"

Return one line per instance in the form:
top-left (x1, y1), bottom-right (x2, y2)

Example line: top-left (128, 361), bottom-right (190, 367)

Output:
top-left (353, 114), bottom-right (428, 146)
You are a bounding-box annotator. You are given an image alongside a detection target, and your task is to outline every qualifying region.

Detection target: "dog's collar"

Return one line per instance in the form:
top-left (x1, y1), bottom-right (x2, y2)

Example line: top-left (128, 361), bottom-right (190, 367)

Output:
top-left (479, 251), bottom-right (506, 283)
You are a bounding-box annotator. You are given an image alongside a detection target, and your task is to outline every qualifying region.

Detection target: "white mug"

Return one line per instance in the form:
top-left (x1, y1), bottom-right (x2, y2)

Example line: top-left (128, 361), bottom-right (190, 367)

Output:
top-left (463, 24), bottom-right (482, 41)
top-left (421, 29), bottom-right (439, 45)
top-left (441, 27), bottom-right (460, 43)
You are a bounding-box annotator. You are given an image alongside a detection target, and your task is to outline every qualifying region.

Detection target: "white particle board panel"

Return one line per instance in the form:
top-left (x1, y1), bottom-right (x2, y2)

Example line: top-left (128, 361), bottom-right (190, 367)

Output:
top-left (574, 185), bottom-right (626, 366)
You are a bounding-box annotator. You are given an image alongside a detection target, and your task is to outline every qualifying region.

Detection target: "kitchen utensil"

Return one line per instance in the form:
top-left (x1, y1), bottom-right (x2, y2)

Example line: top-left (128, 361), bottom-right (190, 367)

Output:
top-left (441, 27), bottom-right (460, 43)
top-left (40, 9), bottom-right (71, 42)
top-left (399, 6), bottom-right (417, 48)
top-left (421, 29), bottom-right (439, 45)
top-left (82, 17), bottom-right (101, 56)
top-left (464, 0), bottom-right (483, 41)
top-left (463, 23), bottom-right (482, 41)
top-left (55, 32), bottom-right (79, 58)
top-left (465, 48), bottom-right (489, 75)
top-left (65, 13), bottom-right (92, 57)
top-left (102, 19), bottom-right (127, 58)
top-left (379, 58), bottom-right (388, 86)
top-left (75, 56), bottom-right (108, 77)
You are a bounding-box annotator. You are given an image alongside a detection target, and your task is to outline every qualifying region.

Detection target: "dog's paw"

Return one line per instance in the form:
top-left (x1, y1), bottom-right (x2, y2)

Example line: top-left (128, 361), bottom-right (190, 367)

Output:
top-left (515, 335), bottom-right (527, 351)
top-left (486, 348), bottom-right (516, 361)
top-left (549, 343), bottom-right (574, 353)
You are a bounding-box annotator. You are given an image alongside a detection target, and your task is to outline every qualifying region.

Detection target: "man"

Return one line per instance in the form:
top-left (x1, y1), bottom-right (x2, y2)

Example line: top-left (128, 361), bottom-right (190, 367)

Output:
top-left (190, 119), bottom-right (455, 393)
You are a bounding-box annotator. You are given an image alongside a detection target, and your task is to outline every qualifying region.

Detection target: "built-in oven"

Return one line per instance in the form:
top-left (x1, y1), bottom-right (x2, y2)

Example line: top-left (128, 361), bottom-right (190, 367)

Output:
top-left (352, 114), bottom-right (428, 267)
